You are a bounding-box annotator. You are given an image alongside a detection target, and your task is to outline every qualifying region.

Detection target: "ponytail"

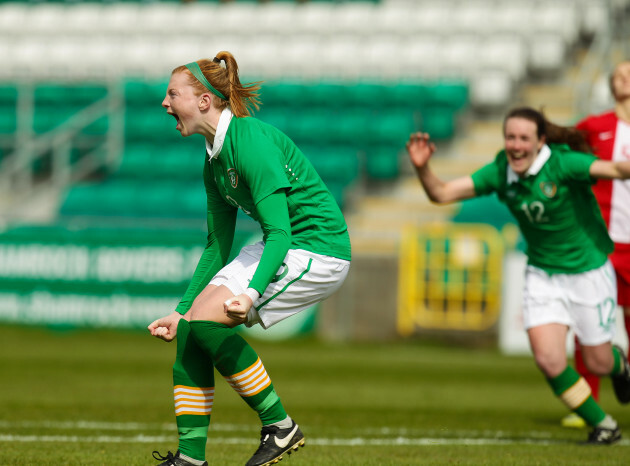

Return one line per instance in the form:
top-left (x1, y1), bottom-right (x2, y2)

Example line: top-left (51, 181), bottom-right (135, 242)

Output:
top-left (173, 51), bottom-right (262, 117)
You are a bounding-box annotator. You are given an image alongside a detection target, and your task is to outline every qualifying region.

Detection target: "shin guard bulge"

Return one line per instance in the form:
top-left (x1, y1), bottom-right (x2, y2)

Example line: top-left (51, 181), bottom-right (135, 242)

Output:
top-left (190, 321), bottom-right (287, 425)
top-left (172, 319), bottom-right (214, 461)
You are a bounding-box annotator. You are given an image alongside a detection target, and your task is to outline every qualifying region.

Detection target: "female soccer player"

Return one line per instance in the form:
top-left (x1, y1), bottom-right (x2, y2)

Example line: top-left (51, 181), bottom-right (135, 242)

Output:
top-left (564, 60), bottom-right (630, 428)
top-left (406, 107), bottom-right (630, 445)
top-left (148, 51), bottom-right (351, 466)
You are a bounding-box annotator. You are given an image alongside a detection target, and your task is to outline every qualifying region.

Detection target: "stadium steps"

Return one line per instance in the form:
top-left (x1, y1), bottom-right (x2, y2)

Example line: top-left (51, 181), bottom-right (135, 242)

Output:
top-left (0, 185), bottom-right (61, 225)
top-left (515, 83), bottom-right (577, 125)
top-left (512, 49), bottom-right (587, 125)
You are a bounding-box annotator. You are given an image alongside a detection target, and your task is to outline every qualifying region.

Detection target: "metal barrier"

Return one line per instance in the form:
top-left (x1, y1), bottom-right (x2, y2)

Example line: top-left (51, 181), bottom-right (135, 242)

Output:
top-left (0, 80), bottom-right (124, 217)
top-left (397, 223), bottom-right (505, 335)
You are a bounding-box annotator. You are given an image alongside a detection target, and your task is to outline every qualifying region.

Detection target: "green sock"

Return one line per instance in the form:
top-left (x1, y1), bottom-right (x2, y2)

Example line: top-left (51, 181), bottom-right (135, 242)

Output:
top-left (547, 366), bottom-right (606, 427)
top-left (190, 321), bottom-right (288, 425)
top-left (611, 346), bottom-right (624, 376)
top-left (172, 319), bottom-right (214, 462)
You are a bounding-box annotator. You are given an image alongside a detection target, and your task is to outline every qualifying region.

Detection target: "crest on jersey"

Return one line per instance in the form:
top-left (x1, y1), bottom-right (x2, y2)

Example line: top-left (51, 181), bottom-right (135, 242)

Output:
top-left (227, 168), bottom-right (238, 188)
top-left (539, 181), bottom-right (557, 198)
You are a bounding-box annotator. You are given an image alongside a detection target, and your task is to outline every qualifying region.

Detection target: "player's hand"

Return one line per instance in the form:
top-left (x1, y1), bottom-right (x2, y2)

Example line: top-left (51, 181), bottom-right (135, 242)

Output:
top-left (223, 294), bottom-right (253, 324)
top-left (406, 132), bottom-right (436, 169)
top-left (148, 311), bottom-right (184, 342)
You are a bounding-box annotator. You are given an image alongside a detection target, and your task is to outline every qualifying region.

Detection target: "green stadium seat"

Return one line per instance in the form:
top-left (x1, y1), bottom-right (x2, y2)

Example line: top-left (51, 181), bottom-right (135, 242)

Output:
top-left (419, 108), bottom-right (457, 140)
top-left (0, 85), bottom-right (18, 105)
top-left (332, 109), bottom-right (372, 144)
top-left (307, 81), bottom-right (352, 107)
top-left (34, 84), bottom-right (107, 106)
top-left (284, 109), bottom-right (332, 144)
top-left (365, 146), bottom-right (400, 180)
top-left (117, 142), bottom-right (204, 180)
top-left (82, 115), bottom-right (110, 135)
top-left (388, 82), bottom-right (430, 109)
top-left (255, 108), bottom-right (291, 134)
top-left (425, 81), bottom-right (469, 111)
top-left (33, 104), bottom-right (84, 134)
top-left (60, 178), bottom-right (209, 220)
top-left (345, 82), bottom-right (388, 108)
top-left (304, 145), bottom-right (360, 185)
top-left (124, 79), bottom-right (169, 106)
top-left (369, 109), bottom-right (416, 146)
top-left (116, 143), bottom-right (155, 178)
top-left (0, 105), bottom-right (17, 134)
top-left (261, 81), bottom-right (314, 109)
top-left (124, 106), bottom-right (176, 141)
top-left (162, 143), bottom-right (205, 178)
top-left (178, 182), bottom-right (207, 218)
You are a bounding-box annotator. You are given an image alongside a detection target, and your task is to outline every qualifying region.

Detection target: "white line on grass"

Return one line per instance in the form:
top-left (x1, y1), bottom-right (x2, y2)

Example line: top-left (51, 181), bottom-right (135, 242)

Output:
top-left (1, 434), bottom-right (628, 446)
top-left (0, 420), bottom-right (560, 439)
top-left (1, 421), bottom-right (629, 447)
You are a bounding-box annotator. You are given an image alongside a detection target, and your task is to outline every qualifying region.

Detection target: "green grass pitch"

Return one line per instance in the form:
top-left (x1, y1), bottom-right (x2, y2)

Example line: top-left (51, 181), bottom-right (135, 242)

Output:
top-left (1, 325), bottom-right (629, 465)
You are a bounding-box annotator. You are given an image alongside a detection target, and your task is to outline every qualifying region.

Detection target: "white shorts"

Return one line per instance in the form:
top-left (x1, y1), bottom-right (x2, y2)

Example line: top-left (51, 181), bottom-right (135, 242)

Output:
top-left (522, 260), bottom-right (618, 345)
top-left (209, 242), bottom-right (350, 329)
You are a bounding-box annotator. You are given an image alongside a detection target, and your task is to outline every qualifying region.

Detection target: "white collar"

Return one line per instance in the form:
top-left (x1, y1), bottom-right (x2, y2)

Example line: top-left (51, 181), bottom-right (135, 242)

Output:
top-left (206, 108), bottom-right (234, 161)
top-left (507, 144), bottom-right (551, 184)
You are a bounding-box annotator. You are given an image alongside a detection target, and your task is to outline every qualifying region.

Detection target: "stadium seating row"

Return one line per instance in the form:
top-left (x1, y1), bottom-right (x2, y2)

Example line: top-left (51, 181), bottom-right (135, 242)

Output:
top-left (1, 77), bottom-right (466, 162)
top-left (46, 73), bottom-right (463, 219)
top-left (0, 0), bottom-right (600, 41)
top-left (0, 0), bottom-right (611, 110)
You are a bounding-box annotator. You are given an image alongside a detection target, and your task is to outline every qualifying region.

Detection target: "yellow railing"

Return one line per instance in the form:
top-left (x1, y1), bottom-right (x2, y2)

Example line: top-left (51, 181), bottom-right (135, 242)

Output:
top-left (398, 223), bottom-right (505, 335)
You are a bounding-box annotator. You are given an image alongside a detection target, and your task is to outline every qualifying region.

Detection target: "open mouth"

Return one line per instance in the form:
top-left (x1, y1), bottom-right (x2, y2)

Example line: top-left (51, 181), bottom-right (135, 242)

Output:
top-left (168, 112), bottom-right (181, 129)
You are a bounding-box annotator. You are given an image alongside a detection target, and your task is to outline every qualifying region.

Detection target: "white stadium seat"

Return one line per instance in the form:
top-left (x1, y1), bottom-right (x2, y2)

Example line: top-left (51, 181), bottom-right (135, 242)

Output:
top-left (0, 4), bottom-right (27, 36)
top-left (372, 5), bottom-right (418, 36)
top-left (399, 36), bottom-right (442, 79)
top-left (536, 2), bottom-right (580, 45)
top-left (528, 33), bottom-right (568, 76)
top-left (451, 1), bottom-right (496, 35)
top-left (0, 0), bottom-right (611, 112)
top-left (479, 34), bottom-right (528, 82)
top-left (439, 35), bottom-right (482, 78)
top-left (360, 34), bottom-right (407, 80)
top-left (470, 70), bottom-right (514, 110)
top-left (298, 3), bottom-right (337, 36)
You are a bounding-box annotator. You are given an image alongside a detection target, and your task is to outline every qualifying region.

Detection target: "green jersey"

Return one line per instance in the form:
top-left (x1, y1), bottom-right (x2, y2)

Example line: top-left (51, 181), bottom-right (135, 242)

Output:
top-left (207, 115), bottom-right (350, 260)
top-left (471, 143), bottom-right (613, 274)
top-left (175, 111), bottom-right (351, 314)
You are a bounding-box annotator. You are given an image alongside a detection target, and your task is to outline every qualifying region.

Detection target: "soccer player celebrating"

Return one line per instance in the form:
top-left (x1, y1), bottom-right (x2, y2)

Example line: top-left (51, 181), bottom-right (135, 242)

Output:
top-left (149, 51), bottom-right (351, 466)
top-left (406, 107), bottom-right (630, 445)
top-left (563, 60), bottom-right (630, 428)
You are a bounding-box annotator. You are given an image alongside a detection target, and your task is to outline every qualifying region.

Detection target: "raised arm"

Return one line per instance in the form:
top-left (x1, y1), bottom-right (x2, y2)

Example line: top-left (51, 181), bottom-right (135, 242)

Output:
top-left (406, 132), bottom-right (477, 203)
top-left (590, 159), bottom-right (630, 180)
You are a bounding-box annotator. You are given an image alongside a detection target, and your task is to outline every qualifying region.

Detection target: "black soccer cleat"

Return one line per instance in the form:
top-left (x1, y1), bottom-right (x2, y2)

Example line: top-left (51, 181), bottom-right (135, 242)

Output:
top-left (581, 426), bottom-right (622, 445)
top-left (245, 420), bottom-right (305, 466)
top-left (152, 450), bottom-right (208, 466)
top-left (611, 345), bottom-right (630, 404)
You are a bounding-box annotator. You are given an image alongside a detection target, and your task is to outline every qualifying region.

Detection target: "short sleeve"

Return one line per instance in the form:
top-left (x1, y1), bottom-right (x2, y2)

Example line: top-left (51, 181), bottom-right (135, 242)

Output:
top-left (471, 160), bottom-right (502, 196)
top-left (556, 150), bottom-right (597, 185)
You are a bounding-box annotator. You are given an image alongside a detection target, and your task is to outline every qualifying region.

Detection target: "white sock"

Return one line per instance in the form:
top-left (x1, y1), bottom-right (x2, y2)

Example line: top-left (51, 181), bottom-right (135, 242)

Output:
top-left (596, 414), bottom-right (617, 430)
top-left (179, 453), bottom-right (205, 466)
top-left (268, 415), bottom-right (293, 429)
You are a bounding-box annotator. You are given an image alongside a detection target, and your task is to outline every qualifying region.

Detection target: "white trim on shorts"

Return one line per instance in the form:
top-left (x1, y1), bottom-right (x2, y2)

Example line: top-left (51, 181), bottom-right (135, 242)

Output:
top-left (209, 241), bottom-right (350, 329)
top-left (522, 260), bottom-right (618, 346)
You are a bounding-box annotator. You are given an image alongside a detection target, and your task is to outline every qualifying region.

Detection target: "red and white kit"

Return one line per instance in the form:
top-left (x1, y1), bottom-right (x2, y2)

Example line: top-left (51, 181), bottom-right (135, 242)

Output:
top-left (578, 112), bottom-right (630, 305)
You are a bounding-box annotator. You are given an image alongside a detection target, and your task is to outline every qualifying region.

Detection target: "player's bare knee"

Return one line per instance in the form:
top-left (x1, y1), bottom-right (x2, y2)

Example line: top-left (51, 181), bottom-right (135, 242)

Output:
top-left (583, 352), bottom-right (614, 376)
top-left (534, 353), bottom-right (566, 378)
